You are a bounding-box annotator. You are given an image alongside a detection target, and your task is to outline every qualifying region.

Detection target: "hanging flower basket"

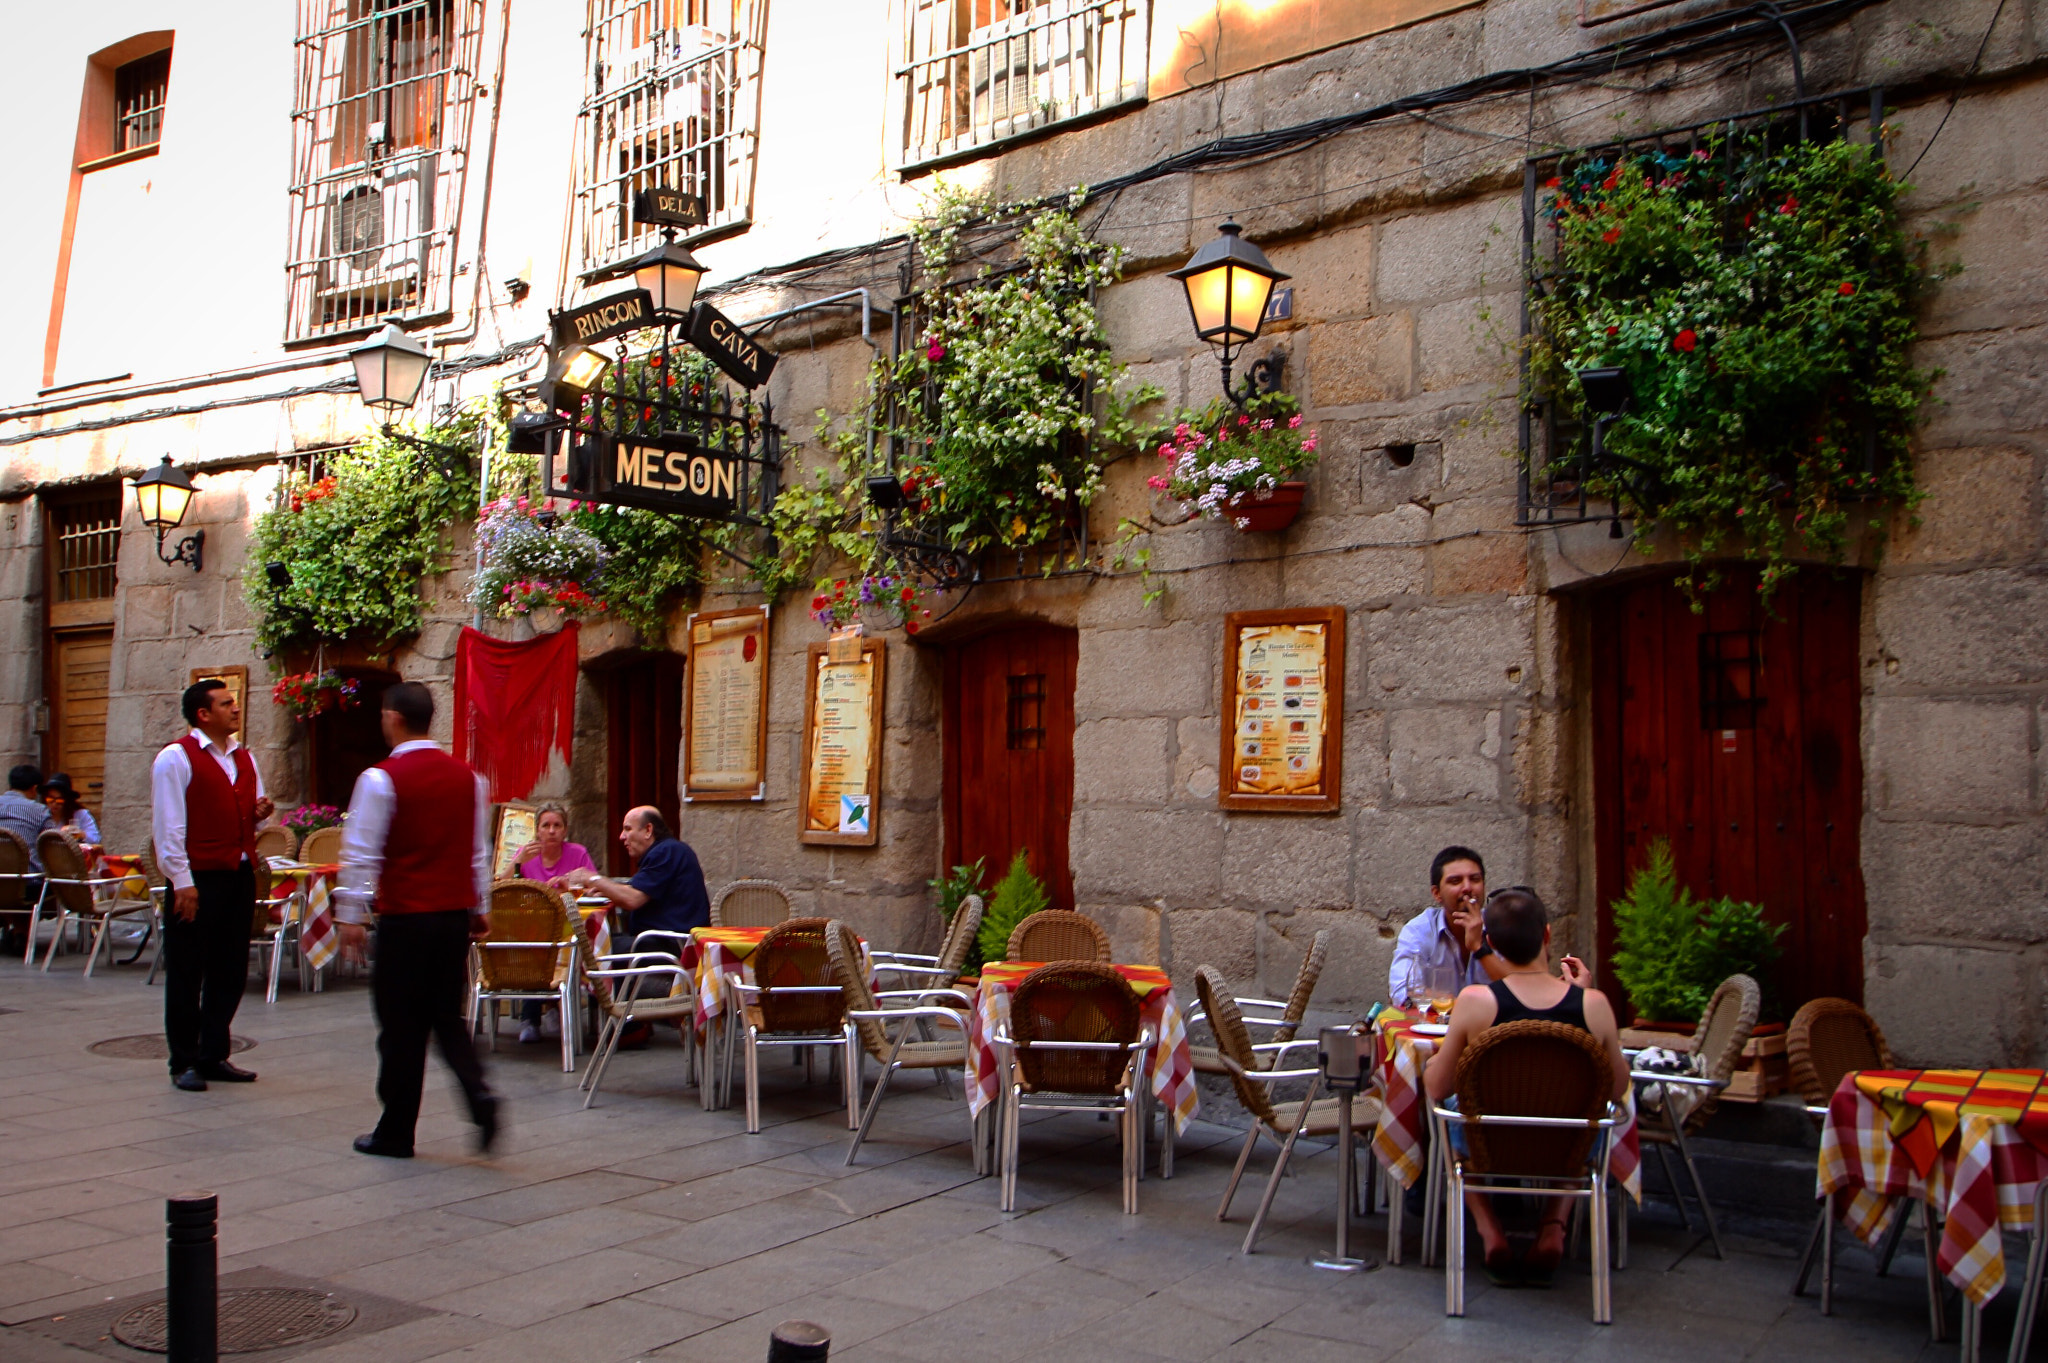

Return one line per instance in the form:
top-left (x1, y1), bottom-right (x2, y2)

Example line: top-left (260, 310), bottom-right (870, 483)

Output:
top-left (271, 670), bottom-right (361, 722)
top-left (1223, 481), bottom-right (1308, 533)
top-left (1149, 395), bottom-right (1320, 532)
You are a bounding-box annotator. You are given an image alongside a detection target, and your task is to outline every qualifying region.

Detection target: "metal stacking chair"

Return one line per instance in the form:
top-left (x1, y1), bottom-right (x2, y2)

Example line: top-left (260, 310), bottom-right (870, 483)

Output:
top-left (1438, 1019), bottom-right (1624, 1324)
top-left (727, 917), bottom-right (857, 1134)
top-left (1631, 972), bottom-right (1758, 1260)
top-left (995, 961), bottom-right (1152, 1214)
top-left (297, 825), bottom-right (343, 867)
top-left (254, 825), bottom-right (298, 863)
top-left (248, 862), bottom-right (303, 1002)
top-left (711, 878), bottom-right (793, 928)
top-left (580, 944), bottom-right (697, 1109)
top-left (1006, 909), bottom-right (1111, 963)
top-left (831, 918), bottom-right (972, 1164)
top-left (35, 831), bottom-right (154, 976)
top-left (0, 828), bottom-right (34, 954)
top-left (871, 894), bottom-right (984, 993)
top-left (1188, 930), bottom-right (1329, 1079)
top-left (470, 881), bottom-right (582, 1071)
top-left (1196, 966), bottom-right (1378, 1252)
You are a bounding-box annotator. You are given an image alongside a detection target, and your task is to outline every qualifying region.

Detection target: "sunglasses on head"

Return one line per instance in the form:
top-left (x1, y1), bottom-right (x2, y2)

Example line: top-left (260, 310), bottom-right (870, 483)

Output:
top-left (1485, 884), bottom-right (1536, 900)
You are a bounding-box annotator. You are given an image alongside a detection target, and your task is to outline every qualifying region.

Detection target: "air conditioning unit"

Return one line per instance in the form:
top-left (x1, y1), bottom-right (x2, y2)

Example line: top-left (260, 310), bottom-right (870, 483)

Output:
top-left (970, 5), bottom-right (1096, 134)
top-left (315, 152), bottom-right (437, 321)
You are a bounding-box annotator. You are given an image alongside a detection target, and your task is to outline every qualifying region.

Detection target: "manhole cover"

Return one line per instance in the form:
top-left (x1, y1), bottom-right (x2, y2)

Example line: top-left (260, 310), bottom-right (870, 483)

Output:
top-left (111, 1287), bottom-right (355, 1353)
top-left (88, 1034), bottom-right (256, 1061)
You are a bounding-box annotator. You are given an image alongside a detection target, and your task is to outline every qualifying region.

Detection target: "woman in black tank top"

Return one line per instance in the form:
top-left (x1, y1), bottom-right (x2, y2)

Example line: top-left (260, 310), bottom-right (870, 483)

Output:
top-left (1486, 977), bottom-right (1588, 1031)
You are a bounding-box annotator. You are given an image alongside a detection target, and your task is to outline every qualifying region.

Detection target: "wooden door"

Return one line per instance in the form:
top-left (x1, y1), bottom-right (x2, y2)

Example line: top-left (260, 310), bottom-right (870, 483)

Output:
top-left (942, 624), bottom-right (1077, 910)
top-left (49, 630), bottom-right (113, 809)
top-left (602, 653), bottom-right (682, 873)
top-left (309, 668), bottom-right (399, 808)
top-left (1590, 568), bottom-right (1866, 1012)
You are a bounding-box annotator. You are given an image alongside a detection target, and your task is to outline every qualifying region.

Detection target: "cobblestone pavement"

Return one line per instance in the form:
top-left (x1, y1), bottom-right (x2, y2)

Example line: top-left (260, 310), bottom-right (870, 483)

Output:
top-left (0, 955), bottom-right (1963, 1362)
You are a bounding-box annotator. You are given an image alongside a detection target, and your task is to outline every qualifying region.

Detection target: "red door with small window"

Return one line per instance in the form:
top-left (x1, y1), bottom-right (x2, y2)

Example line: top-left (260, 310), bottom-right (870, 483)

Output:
top-left (943, 624), bottom-right (1077, 910)
top-left (1590, 568), bottom-right (1866, 1012)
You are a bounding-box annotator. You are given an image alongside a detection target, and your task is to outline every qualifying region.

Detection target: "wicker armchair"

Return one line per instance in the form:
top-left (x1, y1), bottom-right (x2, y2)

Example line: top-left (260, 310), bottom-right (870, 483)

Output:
top-left (995, 961), bottom-right (1152, 1214)
top-left (712, 878), bottom-right (793, 928)
top-left (829, 919), bottom-right (971, 1164)
top-left (471, 881), bottom-right (582, 1072)
top-left (298, 825), bottom-right (343, 867)
top-left (1439, 1020), bottom-right (1623, 1322)
top-left (254, 825), bottom-right (298, 863)
top-left (1195, 966), bottom-right (1376, 1252)
top-left (1632, 972), bottom-right (1759, 1261)
top-left (140, 838), bottom-right (171, 983)
top-left (872, 893), bottom-right (984, 994)
top-left (579, 941), bottom-right (699, 1110)
top-left (1006, 909), bottom-right (1111, 963)
top-left (35, 830), bottom-right (153, 976)
top-left (725, 917), bottom-right (856, 1133)
top-left (0, 828), bottom-right (33, 948)
top-left (1188, 930), bottom-right (1330, 1078)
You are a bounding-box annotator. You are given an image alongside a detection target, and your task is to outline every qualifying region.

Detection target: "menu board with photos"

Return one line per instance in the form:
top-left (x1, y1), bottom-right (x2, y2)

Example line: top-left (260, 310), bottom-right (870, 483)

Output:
top-left (1219, 608), bottom-right (1344, 812)
top-left (682, 606), bottom-right (770, 801)
top-left (799, 638), bottom-right (885, 846)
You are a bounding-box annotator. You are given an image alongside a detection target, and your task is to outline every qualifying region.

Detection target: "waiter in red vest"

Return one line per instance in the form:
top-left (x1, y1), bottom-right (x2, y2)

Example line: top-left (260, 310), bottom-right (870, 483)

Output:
top-left (152, 678), bottom-right (274, 1092)
top-left (334, 681), bottom-right (499, 1158)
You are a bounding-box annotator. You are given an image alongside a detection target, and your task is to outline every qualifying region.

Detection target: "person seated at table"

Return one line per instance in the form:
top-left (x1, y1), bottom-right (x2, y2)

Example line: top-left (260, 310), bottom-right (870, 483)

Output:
top-left (1388, 845), bottom-right (1510, 1006)
top-left (0, 764), bottom-right (56, 870)
top-left (1423, 887), bottom-right (1630, 1286)
top-left (557, 806), bottom-right (710, 1049)
top-left (41, 772), bottom-right (100, 846)
top-left (505, 802), bottom-right (596, 1043)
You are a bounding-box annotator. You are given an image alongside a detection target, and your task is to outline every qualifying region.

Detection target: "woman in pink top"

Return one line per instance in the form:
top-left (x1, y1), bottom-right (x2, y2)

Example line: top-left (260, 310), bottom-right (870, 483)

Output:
top-left (511, 803), bottom-right (594, 1043)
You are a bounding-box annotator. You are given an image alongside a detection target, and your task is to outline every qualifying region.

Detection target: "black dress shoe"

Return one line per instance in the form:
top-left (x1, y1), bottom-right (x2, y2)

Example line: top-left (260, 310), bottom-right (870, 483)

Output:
top-left (352, 1133), bottom-right (413, 1159)
top-left (473, 1097), bottom-right (500, 1156)
top-left (198, 1061), bottom-right (257, 1083)
top-left (172, 1069), bottom-right (208, 1092)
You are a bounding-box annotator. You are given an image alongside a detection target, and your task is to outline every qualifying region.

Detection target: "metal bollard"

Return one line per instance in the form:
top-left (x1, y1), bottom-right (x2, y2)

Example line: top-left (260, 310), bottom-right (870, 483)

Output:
top-left (166, 1193), bottom-right (218, 1363)
top-left (766, 1319), bottom-right (830, 1362)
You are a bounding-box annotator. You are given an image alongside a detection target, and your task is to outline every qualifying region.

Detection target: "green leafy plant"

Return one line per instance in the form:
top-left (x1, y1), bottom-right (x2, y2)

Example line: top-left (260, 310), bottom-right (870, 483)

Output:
top-left (1609, 840), bottom-right (1786, 1022)
top-left (931, 858), bottom-right (988, 924)
top-left (975, 850), bottom-right (1050, 967)
top-left (1531, 131), bottom-right (1936, 600)
top-left (248, 416), bottom-right (480, 655)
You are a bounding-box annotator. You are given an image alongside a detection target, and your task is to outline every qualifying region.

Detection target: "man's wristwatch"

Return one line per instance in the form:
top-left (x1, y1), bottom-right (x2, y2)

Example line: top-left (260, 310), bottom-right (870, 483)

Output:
top-left (1472, 943), bottom-right (1495, 961)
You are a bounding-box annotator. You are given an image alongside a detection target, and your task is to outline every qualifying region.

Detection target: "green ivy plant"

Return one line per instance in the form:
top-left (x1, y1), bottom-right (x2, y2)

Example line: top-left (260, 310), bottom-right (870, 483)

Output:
top-left (1531, 131), bottom-right (1936, 599)
top-left (248, 416), bottom-right (480, 656)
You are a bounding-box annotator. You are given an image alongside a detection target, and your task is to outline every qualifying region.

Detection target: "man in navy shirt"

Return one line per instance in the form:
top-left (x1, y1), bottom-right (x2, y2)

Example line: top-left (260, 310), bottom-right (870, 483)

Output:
top-left (558, 807), bottom-right (710, 1048)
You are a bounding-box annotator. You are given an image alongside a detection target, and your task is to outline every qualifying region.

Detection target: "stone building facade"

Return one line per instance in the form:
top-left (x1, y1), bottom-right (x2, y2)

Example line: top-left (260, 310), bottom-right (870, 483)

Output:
top-left (2, 0), bottom-right (2043, 1067)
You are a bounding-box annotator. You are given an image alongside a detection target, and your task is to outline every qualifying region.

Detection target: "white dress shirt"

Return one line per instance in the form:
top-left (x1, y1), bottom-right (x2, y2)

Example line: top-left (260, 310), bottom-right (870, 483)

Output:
top-left (335, 739), bottom-right (491, 923)
top-left (150, 729), bottom-right (268, 892)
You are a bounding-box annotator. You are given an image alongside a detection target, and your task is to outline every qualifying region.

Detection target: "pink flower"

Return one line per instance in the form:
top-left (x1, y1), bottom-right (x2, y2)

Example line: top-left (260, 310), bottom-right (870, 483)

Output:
top-left (926, 339), bottom-right (946, 362)
top-left (1147, 475), bottom-right (1171, 490)
top-left (1287, 415), bottom-right (1302, 429)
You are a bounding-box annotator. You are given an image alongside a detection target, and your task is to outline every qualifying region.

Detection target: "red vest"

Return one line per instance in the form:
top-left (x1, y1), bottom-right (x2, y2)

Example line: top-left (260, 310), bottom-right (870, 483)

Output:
top-left (179, 734), bottom-right (258, 872)
top-left (374, 746), bottom-right (480, 913)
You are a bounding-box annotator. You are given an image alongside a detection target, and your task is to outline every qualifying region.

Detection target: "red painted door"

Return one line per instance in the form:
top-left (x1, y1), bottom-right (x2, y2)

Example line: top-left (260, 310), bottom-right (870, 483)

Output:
top-left (1591, 568), bottom-right (1866, 1012)
top-left (602, 654), bottom-right (682, 874)
top-left (942, 624), bottom-right (1077, 910)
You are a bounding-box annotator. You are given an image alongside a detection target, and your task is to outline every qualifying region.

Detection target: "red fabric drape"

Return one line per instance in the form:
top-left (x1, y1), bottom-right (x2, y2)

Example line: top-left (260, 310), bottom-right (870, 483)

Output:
top-left (454, 622), bottom-right (579, 801)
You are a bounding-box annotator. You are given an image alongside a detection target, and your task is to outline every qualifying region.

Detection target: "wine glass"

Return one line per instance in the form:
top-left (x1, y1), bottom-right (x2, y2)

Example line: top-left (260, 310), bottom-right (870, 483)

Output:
top-left (1423, 963), bottom-right (1460, 1022)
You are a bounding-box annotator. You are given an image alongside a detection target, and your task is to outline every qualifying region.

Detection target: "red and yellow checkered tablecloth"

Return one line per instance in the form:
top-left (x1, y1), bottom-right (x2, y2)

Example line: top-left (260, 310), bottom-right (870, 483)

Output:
top-left (963, 962), bottom-right (1197, 1134)
top-left (267, 862), bottom-right (341, 969)
top-left (1819, 1068), bottom-right (2048, 1305)
top-left (681, 926), bottom-right (874, 1031)
top-left (1370, 1006), bottom-right (1642, 1201)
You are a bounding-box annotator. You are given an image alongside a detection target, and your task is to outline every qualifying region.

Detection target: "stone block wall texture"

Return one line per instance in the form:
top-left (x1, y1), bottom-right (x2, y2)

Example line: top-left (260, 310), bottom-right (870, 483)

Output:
top-left (3, 0), bottom-right (2044, 1068)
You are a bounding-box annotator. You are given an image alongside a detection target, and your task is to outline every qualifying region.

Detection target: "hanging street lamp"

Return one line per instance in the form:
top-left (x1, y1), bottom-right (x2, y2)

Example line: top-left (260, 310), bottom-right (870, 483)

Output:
top-left (1171, 221), bottom-right (1291, 407)
top-left (349, 320), bottom-right (433, 414)
top-left (132, 455), bottom-right (204, 571)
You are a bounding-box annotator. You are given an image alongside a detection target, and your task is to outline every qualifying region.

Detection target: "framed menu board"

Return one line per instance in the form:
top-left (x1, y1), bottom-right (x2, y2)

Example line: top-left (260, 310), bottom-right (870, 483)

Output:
top-left (799, 637), bottom-right (885, 846)
top-left (682, 606), bottom-right (770, 802)
top-left (1219, 607), bottom-right (1344, 812)
top-left (491, 801), bottom-right (539, 880)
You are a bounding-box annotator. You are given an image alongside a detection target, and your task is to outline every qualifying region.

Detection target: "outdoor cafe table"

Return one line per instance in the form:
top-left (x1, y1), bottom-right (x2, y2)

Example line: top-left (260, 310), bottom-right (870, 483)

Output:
top-left (963, 962), bottom-right (1198, 1175)
top-left (1819, 1068), bottom-right (2048, 1360)
top-left (1372, 1005), bottom-right (1643, 1265)
top-left (267, 861), bottom-right (342, 977)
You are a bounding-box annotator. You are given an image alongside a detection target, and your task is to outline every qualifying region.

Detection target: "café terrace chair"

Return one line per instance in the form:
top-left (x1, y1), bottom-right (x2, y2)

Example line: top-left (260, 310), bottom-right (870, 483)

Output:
top-left (254, 825), bottom-right (298, 864)
top-left (727, 917), bottom-right (858, 1134)
top-left (1006, 909), bottom-right (1111, 964)
top-left (0, 828), bottom-right (34, 953)
top-left (141, 839), bottom-right (171, 983)
top-left (249, 861), bottom-right (303, 1002)
top-left (1438, 1019), bottom-right (1623, 1324)
top-left (996, 961), bottom-right (1153, 1214)
top-left (471, 881), bottom-right (582, 1072)
top-left (712, 878), bottom-right (793, 929)
top-left (830, 918), bottom-right (973, 1165)
top-left (580, 945), bottom-right (698, 1109)
top-left (297, 825), bottom-right (343, 868)
top-left (871, 894), bottom-right (984, 994)
top-left (1632, 972), bottom-right (1759, 1261)
top-left (36, 830), bottom-right (154, 977)
top-left (1187, 930), bottom-right (1330, 1080)
top-left (1197, 965), bottom-right (1377, 1253)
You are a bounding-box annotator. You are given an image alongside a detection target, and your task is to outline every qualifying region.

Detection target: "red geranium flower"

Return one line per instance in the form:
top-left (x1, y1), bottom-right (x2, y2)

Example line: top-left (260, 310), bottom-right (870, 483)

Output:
top-left (1673, 328), bottom-right (1698, 353)
top-left (1838, 281), bottom-right (1856, 296)
top-left (1543, 176), bottom-right (1561, 189)
top-left (900, 586), bottom-right (915, 602)
top-left (1601, 228), bottom-right (1622, 244)
top-left (905, 622), bottom-right (920, 635)
top-left (1778, 194), bottom-right (1798, 215)
top-left (1605, 325), bottom-right (1619, 337)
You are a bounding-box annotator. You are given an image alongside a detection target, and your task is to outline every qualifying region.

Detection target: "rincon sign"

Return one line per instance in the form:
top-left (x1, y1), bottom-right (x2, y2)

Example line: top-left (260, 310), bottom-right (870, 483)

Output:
top-left (569, 431), bottom-right (748, 518)
top-left (553, 289), bottom-right (654, 347)
top-left (686, 303), bottom-right (778, 389)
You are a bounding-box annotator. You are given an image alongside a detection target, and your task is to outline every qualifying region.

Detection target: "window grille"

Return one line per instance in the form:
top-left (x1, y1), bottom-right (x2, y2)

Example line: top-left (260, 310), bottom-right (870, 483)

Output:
top-left (115, 51), bottom-right (171, 152)
top-left (1698, 630), bottom-right (1764, 731)
top-left (571, 1), bottom-right (766, 282)
top-left (49, 497), bottom-right (122, 604)
top-left (1006, 673), bottom-right (1047, 750)
top-left (284, 0), bottom-right (488, 343)
top-left (897, 0), bottom-right (1147, 169)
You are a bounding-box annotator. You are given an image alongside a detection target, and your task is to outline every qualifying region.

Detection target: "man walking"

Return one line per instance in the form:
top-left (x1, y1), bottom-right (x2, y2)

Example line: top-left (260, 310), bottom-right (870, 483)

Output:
top-left (151, 680), bottom-right (273, 1092)
top-left (334, 682), bottom-right (498, 1158)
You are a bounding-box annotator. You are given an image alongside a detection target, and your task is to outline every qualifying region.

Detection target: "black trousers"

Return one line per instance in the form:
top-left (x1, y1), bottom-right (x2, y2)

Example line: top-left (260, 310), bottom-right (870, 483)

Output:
top-left (164, 865), bottom-right (254, 1075)
top-left (371, 910), bottom-right (493, 1147)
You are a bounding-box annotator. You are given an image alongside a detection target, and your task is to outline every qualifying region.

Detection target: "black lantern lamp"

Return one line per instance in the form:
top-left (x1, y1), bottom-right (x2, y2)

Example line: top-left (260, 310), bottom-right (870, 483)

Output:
top-left (349, 321), bottom-right (433, 414)
top-left (1171, 221), bottom-right (1291, 407)
top-left (133, 456), bottom-right (204, 571)
top-left (1575, 366), bottom-right (1639, 538)
top-left (628, 238), bottom-right (707, 320)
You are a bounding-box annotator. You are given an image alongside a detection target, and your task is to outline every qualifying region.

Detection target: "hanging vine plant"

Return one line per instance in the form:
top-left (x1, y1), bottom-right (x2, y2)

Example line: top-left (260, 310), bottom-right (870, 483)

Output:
top-left (1530, 129), bottom-right (1938, 597)
top-left (248, 415), bottom-right (481, 656)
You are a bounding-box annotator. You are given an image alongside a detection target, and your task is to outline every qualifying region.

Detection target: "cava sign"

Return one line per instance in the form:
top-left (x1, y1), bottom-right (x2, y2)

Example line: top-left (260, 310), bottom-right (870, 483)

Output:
top-left (554, 289), bottom-right (654, 347)
top-left (633, 187), bottom-right (708, 231)
top-left (570, 431), bottom-right (747, 518)
top-left (687, 302), bottom-right (778, 389)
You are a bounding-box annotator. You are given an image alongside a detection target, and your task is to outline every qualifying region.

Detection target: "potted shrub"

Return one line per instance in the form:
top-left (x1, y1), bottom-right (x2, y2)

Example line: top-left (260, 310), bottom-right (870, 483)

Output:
top-left (1151, 394), bottom-right (1320, 533)
top-left (1610, 840), bottom-right (1785, 1025)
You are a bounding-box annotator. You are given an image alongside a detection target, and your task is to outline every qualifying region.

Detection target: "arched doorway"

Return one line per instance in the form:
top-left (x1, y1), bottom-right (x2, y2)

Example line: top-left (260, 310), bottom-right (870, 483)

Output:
top-left (308, 666), bottom-right (400, 808)
top-left (942, 623), bottom-right (1077, 910)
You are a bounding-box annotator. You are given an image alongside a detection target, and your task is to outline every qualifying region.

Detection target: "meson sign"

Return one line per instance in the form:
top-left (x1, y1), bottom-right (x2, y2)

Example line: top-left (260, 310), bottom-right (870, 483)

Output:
top-left (569, 431), bottom-right (745, 518)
